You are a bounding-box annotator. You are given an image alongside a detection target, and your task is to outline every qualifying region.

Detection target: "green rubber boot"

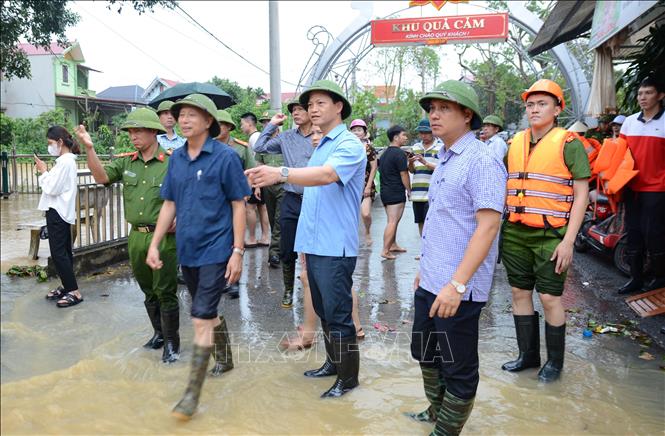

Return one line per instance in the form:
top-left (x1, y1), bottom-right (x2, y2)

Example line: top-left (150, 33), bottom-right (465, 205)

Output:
top-left (172, 344), bottom-right (212, 421)
top-left (431, 391), bottom-right (475, 436)
top-left (281, 261), bottom-right (295, 308)
top-left (210, 316), bottom-right (234, 377)
top-left (404, 364), bottom-right (444, 423)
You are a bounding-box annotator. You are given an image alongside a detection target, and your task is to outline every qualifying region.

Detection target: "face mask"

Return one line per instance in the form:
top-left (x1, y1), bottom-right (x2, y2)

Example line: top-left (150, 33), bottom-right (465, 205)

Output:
top-left (47, 144), bottom-right (60, 157)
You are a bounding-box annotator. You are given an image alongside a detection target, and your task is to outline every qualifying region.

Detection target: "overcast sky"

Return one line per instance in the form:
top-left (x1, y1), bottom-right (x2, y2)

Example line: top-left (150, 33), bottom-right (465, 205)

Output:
top-left (66, 1), bottom-right (487, 93)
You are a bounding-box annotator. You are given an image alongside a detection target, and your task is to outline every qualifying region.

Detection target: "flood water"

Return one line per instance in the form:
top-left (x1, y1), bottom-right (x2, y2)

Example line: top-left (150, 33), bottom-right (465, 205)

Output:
top-left (1, 198), bottom-right (664, 434)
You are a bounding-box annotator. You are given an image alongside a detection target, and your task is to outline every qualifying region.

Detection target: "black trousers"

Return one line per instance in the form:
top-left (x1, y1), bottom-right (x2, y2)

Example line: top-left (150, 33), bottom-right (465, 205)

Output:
top-left (279, 192), bottom-right (302, 264)
top-left (45, 208), bottom-right (78, 292)
top-left (625, 190), bottom-right (665, 257)
top-left (306, 254), bottom-right (356, 339)
top-left (410, 287), bottom-right (485, 400)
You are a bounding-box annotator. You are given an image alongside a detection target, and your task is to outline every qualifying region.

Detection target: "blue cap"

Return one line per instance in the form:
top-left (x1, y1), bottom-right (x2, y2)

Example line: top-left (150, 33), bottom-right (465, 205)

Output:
top-left (415, 119), bottom-right (432, 133)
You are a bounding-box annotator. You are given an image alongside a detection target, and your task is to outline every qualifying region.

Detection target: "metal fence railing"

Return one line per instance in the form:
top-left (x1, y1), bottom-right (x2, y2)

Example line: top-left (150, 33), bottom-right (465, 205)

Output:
top-left (8, 154), bottom-right (112, 194)
top-left (74, 181), bottom-right (128, 249)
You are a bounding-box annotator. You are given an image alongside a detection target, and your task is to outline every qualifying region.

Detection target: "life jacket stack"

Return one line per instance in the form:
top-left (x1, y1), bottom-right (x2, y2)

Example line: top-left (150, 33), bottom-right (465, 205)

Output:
top-left (591, 137), bottom-right (639, 213)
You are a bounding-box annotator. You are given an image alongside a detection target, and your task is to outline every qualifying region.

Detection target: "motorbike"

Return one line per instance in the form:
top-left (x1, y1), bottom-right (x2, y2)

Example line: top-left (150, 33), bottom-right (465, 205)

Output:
top-left (574, 193), bottom-right (635, 275)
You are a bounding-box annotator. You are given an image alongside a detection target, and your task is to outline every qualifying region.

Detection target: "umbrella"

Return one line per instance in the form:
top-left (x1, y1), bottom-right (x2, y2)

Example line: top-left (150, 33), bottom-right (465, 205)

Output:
top-left (149, 82), bottom-right (236, 109)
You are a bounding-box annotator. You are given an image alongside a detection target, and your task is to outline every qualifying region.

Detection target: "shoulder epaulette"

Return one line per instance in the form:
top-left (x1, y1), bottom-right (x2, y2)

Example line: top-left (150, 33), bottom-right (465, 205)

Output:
top-left (565, 132), bottom-right (579, 143)
top-left (232, 138), bottom-right (249, 147)
top-left (115, 151), bottom-right (138, 159)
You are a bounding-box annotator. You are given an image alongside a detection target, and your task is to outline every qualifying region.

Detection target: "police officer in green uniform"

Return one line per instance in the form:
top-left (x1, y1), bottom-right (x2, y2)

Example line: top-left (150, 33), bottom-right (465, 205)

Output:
top-left (75, 108), bottom-right (180, 363)
top-left (216, 109), bottom-right (254, 298)
top-left (584, 114), bottom-right (612, 143)
top-left (258, 109), bottom-right (285, 268)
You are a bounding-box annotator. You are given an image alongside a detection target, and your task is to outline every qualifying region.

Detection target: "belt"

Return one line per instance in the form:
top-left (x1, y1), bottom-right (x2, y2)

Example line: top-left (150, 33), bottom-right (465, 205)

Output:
top-left (135, 224), bottom-right (156, 233)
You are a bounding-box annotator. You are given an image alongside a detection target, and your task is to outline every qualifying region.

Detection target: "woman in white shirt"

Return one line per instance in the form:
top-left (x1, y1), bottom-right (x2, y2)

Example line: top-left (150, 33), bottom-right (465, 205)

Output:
top-left (35, 126), bottom-right (83, 308)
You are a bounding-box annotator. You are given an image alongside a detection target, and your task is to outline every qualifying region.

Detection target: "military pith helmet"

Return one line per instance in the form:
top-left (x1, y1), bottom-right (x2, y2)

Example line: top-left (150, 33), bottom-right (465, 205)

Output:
top-left (415, 119), bottom-right (432, 133)
top-left (299, 79), bottom-right (352, 120)
top-left (286, 97), bottom-right (303, 114)
top-left (419, 81), bottom-right (483, 130)
top-left (120, 108), bottom-right (167, 133)
top-left (171, 93), bottom-right (220, 138)
top-left (483, 115), bottom-right (504, 130)
top-left (259, 109), bottom-right (280, 123)
top-left (216, 109), bottom-right (236, 131)
top-left (156, 100), bottom-right (174, 114)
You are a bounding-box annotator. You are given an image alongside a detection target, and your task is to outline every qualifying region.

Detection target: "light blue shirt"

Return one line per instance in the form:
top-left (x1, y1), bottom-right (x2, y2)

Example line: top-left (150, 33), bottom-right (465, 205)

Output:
top-left (420, 131), bottom-right (507, 302)
top-left (485, 134), bottom-right (508, 161)
top-left (157, 131), bottom-right (186, 150)
top-left (294, 123), bottom-right (366, 257)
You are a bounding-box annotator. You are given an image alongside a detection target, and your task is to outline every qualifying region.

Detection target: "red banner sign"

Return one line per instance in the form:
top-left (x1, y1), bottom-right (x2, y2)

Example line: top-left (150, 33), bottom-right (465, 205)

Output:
top-left (371, 13), bottom-right (509, 46)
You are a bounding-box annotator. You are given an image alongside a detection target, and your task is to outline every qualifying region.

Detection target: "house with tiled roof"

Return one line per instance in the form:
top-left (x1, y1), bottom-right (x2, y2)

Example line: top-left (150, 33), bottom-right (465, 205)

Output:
top-left (142, 77), bottom-right (180, 103)
top-left (0, 41), bottom-right (144, 126)
top-left (97, 85), bottom-right (146, 104)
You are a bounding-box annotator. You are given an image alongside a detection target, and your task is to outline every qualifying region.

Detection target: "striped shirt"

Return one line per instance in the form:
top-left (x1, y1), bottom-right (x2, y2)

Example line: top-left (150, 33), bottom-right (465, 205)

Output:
top-left (420, 131), bottom-right (507, 302)
top-left (410, 138), bottom-right (443, 202)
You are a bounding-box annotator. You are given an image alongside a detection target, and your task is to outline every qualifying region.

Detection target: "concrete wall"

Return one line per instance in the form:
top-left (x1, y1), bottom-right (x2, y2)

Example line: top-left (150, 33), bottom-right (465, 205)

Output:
top-left (0, 55), bottom-right (56, 118)
top-left (54, 58), bottom-right (77, 96)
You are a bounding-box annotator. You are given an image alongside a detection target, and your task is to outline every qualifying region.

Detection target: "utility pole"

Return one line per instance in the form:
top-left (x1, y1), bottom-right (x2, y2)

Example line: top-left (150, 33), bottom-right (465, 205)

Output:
top-left (269, 1), bottom-right (281, 111)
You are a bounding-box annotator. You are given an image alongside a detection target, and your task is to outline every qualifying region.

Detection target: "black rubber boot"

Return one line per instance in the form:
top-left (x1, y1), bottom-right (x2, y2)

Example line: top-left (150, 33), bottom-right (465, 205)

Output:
top-left (538, 322), bottom-right (565, 383)
top-left (501, 312), bottom-right (541, 372)
top-left (431, 391), bottom-right (475, 436)
top-left (404, 364), bottom-right (444, 423)
top-left (619, 249), bottom-right (644, 294)
top-left (321, 335), bottom-right (359, 398)
top-left (226, 282), bottom-right (240, 299)
top-left (281, 261), bottom-right (295, 308)
top-left (172, 344), bottom-right (212, 421)
top-left (210, 316), bottom-right (234, 377)
top-left (161, 307), bottom-right (180, 364)
top-left (643, 252), bottom-right (665, 292)
top-left (143, 301), bottom-right (164, 349)
top-left (304, 322), bottom-right (337, 378)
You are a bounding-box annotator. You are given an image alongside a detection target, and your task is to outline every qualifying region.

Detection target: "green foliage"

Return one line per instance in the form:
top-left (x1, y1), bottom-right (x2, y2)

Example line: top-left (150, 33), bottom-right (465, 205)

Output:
top-left (616, 23), bottom-right (665, 114)
top-left (6, 264), bottom-right (48, 282)
top-left (349, 89), bottom-right (378, 126)
top-left (0, 0), bottom-right (79, 80)
top-left (208, 76), bottom-right (269, 140)
top-left (0, 113), bottom-right (16, 150)
top-left (1, 0), bottom-right (174, 80)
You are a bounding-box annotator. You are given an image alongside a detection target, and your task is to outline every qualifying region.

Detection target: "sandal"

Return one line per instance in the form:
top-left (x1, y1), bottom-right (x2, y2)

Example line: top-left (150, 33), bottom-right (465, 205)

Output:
top-left (45, 286), bottom-right (65, 300)
top-left (356, 327), bottom-right (366, 340)
top-left (56, 293), bottom-right (84, 308)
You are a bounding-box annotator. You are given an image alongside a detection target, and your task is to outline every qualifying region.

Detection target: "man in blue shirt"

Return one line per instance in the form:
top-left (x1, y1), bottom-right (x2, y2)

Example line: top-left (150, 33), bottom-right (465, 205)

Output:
top-left (156, 100), bottom-right (186, 151)
top-left (246, 80), bottom-right (366, 399)
top-left (146, 94), bottom-right (251, 421)
top-left (406, 82), bottom-right (506, 435)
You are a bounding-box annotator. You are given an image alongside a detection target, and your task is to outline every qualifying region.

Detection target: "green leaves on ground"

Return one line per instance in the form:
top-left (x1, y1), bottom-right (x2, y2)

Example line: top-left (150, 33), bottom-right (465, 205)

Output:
top-left (6, 264), bottom-right (48, 282)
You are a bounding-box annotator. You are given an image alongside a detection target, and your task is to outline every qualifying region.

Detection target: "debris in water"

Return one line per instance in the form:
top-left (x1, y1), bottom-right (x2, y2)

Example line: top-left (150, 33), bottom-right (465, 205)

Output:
top-left (5, 265), bottom-right (48, 282)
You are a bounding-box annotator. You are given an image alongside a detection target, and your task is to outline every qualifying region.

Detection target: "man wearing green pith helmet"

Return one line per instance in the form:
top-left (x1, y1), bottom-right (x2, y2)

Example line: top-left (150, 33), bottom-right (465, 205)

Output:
top-left (75, 108), bottom-right (181, 364)
top-left (156, 100), bottom-right (186, 151)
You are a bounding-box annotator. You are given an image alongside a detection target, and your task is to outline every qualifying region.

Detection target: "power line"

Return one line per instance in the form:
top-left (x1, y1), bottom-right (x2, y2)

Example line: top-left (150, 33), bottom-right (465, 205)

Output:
top-left (73, 1), bottom-right (186, 82)
top-left (173, 4), bottom-right (299, 88)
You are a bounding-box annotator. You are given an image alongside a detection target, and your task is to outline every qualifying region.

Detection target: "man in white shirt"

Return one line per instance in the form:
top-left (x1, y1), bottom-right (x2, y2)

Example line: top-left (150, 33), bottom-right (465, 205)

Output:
top-left (481, 115), bottom-right (508, 161)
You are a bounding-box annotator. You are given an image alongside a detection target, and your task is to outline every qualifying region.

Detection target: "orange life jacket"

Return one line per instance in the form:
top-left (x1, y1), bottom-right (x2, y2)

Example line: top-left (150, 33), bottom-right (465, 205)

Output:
top-left (579, 135), bottom-right (601, 167)
top-left (592, 137), bottom-right (639, 212)
top-left (506, 127), bottom-right (574, 229)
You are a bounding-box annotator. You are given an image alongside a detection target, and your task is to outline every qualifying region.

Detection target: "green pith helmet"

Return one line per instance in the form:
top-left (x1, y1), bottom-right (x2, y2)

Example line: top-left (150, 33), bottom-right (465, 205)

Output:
top-left (216, 109), bottom-right (236, 131)
top-left (286, 97), bottom-right (303, 114)
top-left (171, 93), bottom-right (220, 138)
top-left (299, 79), bottom-right (352, 120)
top-left (156, 100), bottom-right (174, 114)
top-left (120, 107), bottom-right (167, 133)
top-left (259, 109), bottom-right (280, 123)
top-left (419, 81), bottom-right (483, 130)
top-left (483, 115), bottom-right (504, 130)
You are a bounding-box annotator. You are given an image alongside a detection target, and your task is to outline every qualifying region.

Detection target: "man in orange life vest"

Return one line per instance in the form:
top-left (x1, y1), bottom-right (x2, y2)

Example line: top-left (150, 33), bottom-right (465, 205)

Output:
top-left (501, 79), bottom-right (590, 383)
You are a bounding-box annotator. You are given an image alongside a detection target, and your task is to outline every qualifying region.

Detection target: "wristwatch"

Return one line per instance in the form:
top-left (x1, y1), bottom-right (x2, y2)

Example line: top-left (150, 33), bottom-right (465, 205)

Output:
top-left (233, 247), bottom-right (245, 256)
top-left (450, 279), bottom-right (466, 295)
top-left (279, 166), bottom-right (289, 183)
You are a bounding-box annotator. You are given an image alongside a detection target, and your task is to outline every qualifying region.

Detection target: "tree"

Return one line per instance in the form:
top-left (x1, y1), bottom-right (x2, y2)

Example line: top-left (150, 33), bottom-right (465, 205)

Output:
top-left (208, 76), bottom-right (269, 141)
top-left (1, 0), bottom-right (176, 80)
top-left (407, 47), bottom-right (440, 94)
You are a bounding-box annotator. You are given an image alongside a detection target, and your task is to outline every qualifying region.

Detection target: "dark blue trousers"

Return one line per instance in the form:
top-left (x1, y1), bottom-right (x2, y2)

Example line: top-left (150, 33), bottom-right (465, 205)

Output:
top-left (305, 254), bottom-right (356, 339)
top-left (182, 262), bottom-right (228, 319)
top-left (410, 287), bottom-right (485, 400)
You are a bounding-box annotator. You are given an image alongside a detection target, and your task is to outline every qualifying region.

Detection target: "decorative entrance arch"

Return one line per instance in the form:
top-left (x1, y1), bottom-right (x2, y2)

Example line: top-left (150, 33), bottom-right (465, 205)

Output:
top-left (298, 1), bottom-right (591, 122)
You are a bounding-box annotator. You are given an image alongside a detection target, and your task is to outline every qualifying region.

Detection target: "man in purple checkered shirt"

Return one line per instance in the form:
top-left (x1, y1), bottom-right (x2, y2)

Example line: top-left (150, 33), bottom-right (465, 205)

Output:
top-left (405, 81), bottom-right (507, 436)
